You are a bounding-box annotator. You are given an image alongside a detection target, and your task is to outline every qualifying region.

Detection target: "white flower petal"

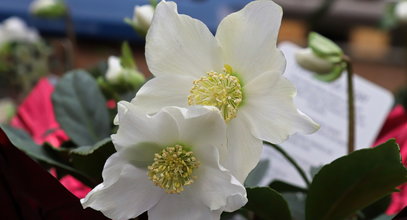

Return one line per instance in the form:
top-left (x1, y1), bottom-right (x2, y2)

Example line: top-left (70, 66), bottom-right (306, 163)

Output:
top-left (148, 194), bottom-right (222, 220)
top-left (131, 75), bottom-right (194, 114)
top-left (112, 101), bottom-right (179, 150)
top-left (189, 147), bottom-right (247, 212)
top-left (243, 72), bottom-right (319, 143)
top-left (146, 1), bottom-right (222, 78)
top-left (162, 106), bottom-right (228, 161)
top-left (82, 164), bottom-right (163, 220)
top-left (216, 0), bottom-right (285, 82)
top-left (225, 116), bottom-right (263, 183)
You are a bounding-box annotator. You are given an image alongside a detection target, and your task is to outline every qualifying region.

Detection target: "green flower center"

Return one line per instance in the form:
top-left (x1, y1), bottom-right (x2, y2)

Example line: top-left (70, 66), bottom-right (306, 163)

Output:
top-left (147, 144), bottom-right (200, 194)
top-left (188, 65), bottom-right (243, 122)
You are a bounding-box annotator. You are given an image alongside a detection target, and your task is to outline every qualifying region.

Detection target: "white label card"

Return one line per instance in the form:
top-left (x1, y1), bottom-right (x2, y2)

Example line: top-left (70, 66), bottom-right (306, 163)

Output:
top-left (257, 42), bottom-right (394, 187)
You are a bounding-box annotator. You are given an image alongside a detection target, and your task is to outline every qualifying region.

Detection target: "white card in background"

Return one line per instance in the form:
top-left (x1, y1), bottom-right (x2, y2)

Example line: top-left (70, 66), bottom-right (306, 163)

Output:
top-left (257, 42), bottom-right (394, 187)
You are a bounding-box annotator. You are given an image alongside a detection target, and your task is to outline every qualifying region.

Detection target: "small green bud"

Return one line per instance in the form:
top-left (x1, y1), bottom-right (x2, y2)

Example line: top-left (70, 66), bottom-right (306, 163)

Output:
top-left (296, 32), bottom-right (347, 82)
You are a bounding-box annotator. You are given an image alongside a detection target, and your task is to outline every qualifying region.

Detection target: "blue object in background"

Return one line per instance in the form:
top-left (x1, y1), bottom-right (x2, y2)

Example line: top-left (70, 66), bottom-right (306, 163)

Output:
top-left (0, 0), bottom-right (252, 42)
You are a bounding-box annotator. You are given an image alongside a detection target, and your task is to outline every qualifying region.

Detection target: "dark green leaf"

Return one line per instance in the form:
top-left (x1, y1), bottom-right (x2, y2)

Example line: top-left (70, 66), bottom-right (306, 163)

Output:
top-left (70, 138), bottom-right (116, 183)
top-left (373, 214), bottom-right (393, 220)
top-left (52, 70), bottom-right (110, 146)
top-left (360, 195), bottom-right (391, 220)
top-left (305, 139), bottom-right (407, 220)
top-left (309, 166), bottom-right (323, 179)
top-left (120, 42), bottom-right (136, 69)
top-left (395, 86), bottom-right (407, 110)
top-left (44, 138), bottom-right (115, 185)
top-left (245, 187), bottom-right (292, 220)
top-left (245, 160), bottom-right (270, 187)
top-left (269, 180), bottom-right (307, 193)
top-left (0, 125), bottom-right (86, 178)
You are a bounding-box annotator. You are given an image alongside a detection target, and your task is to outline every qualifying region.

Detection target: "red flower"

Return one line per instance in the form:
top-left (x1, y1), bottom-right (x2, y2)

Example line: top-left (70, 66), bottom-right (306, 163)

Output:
top-left (374, 105), bottom-right (407, 214)
top-left (11, 77), bottom-right (91, 198)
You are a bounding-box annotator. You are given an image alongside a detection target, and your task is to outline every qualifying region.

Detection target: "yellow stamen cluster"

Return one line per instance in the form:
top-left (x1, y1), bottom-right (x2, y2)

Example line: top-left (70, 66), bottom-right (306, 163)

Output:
top-left (188, 67), bottom-right (243, 122)
top-left (147, 145), bottom-right (200, 194)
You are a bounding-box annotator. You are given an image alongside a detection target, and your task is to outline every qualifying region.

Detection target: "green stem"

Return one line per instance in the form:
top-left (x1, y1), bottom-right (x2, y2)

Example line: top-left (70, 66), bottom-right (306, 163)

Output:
top-left (264, 142), bottom-right (311, 188)
top-left (343, 56), bottom-right (355, 154)
top-left (64, 8), bottom-right (76, 69)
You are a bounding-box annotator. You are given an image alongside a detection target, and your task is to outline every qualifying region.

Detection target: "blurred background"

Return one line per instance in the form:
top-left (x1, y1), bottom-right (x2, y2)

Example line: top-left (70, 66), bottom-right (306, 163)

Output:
top-left (0, 0), bottom-right (405, 95)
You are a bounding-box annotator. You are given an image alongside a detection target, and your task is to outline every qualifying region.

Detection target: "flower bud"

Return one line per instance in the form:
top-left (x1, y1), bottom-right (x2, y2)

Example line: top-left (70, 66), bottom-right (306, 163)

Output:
top-left (105, 56), bottom-right (145, 88)
top-left (295, 48), bottom-right (334, 74)
top-left (308, 32), bottom-right (343, 63)
top-left (395, 1), bottom-right (407, 23)
top-left (125, 5), bottom-right (155, 36)
top-left (30, 0), bottom-right (67, 18)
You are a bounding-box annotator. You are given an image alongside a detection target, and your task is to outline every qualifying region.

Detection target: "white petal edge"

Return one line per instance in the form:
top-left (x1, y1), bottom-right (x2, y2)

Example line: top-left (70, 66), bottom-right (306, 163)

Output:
top-left (146, 1), bottom-right (223, 78)
top-left (148, 193), bottom-right (222, 220)
top-left (243, 71), bottom-right (320, 144)
top-left (81, 164), bottom-right (163, 220)
top-left (188, 144), bottom-right (247, 212)
top-left (131, 75), bottom-right (195, 114)
top-left (216, 0), bottom-right (285, 82)
top-left (225, 115), bottom-right (264, 183)
top-left (112, 101), bottom-right (179, 150)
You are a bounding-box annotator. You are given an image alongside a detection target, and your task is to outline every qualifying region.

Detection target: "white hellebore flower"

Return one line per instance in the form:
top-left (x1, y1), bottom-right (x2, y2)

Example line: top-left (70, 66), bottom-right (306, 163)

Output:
top-left (0, 17), bottom-right (39, 45)
top-left (295, 48), bottom-right (335, 74)
top-left (131, 4), bottom-right (155, 35)
top-left (132, 0), bottom-right (319, 183)
top-left (395, 1), bottom-right (407, 23)
top-left (82, 104), bottom-right (247, 220)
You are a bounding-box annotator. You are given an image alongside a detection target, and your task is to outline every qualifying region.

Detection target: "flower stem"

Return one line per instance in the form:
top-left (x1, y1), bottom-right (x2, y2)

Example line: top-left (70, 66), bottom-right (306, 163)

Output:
top-left (342, 56), bottom-right (355, 154)
top-left (264, 142), bottom-right (310, 188)
top-left (64, 8), bottom-right (76, 69)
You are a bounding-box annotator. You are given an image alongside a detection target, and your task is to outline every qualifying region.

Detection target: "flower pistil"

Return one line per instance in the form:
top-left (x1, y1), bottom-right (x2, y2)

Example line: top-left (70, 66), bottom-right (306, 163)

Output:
top-left (188, 65), bottom-right (243, 122)
top-left (147, 144), bottom-right (200, 194)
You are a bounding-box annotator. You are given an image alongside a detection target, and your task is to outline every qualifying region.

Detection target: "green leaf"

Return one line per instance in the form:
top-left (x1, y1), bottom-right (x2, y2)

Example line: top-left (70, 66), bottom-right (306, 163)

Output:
top-left (245, 160), bottom-right (270, 187)
top-left (120, 42), bottom-right (136, 69)
top-left (44, 138), bottom-right (115, 185)
top-left (373, 214), bottom-right (393, 220)
top-left (245, 187), bottom-right (292, 220)
top-left (309, 32), bottom-right (343, 62)
top-left (52, 70), bottom-right (110, 146)
top-left (269, 180), bottom-right (307, 193)
top-left (305, 139), bottom-right (407, 220)
top-left (380, 3), bottom-right (398, 30)
top-left (395, 86), bottom-right (407, 110)
top-left (0, 125), bottom-right (86, 177)
top-left (360, 195), bottom-right (391, 220)
top-left (70, 138), bottom-right (116, 183)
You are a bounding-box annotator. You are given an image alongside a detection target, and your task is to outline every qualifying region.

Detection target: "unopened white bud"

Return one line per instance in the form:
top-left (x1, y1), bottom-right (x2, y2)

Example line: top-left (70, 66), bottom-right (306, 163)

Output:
top-left (395, 1), bottom-right (407, 23)
top-left (30, 0), bottom-right (67, 18)
top-left (105, 56), bottom-right (145, 87)
top-left (295, 48), bottom-right (334, 74)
